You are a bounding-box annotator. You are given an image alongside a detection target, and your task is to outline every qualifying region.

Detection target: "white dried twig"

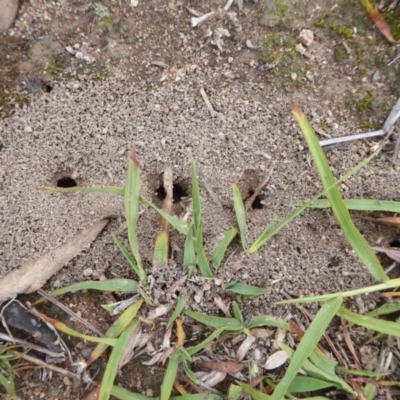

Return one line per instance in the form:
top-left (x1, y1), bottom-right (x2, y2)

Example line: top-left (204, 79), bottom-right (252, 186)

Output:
top-left (200, 87), bottom-right (218, 117)
top-left (191, 11), bottom-right (215, 28)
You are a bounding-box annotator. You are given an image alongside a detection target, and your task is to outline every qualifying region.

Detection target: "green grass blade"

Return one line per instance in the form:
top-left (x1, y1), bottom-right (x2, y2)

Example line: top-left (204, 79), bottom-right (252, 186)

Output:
top-left (248, 315), bottom-right (290, 330)
top-left (43, 186), bottom-right (124, 196)
top-left (196, 224), bottom-right (214, 278)
top-left (167, 291), bottom-right (191, 329)
top-left (171, 395), bottom-right (222, 400)
top-left (367, 300), bottom-right (400, 317)
top-left (99, 318), bottom-right (140, 400)
top-left (184, 309), bottom-right (243, 331)
top-left (271, 297), bottom-right (343, 400)
top-left (232, 301), bottom-right (244, 324)
top-left (153, 231), bottom-right (169, 267)
top-left (189, 152), bottom-right (201, 232)
top-left (226, 282), bottom-right (268, 297)
top-left (0, 370), bottom-right (14, 396)
top-left (111, 385), bottom-right (154, 400)
top-left (211, 227), bottom-right (238, 269)
top-left (140, 196), bottom-right (189, 235)
top-left (238, 382), bottom-right (271, 399)
top-left (112, 234), bottom-right (142, 276)
top-left (228, 384), bottom-right (242, 400)
top-left (88, 300), bottom-right (143, 365)
top-left (337, 307), bottom-right (400, 338)
top-left (310, 199), bottom-right (400, 213)
top-left (249, 136), bottom-right (382, 254)
top-left (183, 225), bottom-right (196, 272)
top-left (281, 343), bottom-right (353, 394)
top-left (125, 146), bottom-right (146, 284)
top-left (232, 184), bottom-right (247, 250)
top-left (309, 347), bottom-right (337, 376)
top-left (182, 360), bottom-right (197, 383)
top-left (186, 327), bottom-right (225, 356)
top-left (279, 277), bottom-right (400, 304)
top-left (160, 349), bottom-right (180, 400)
top-left (51, 279), bottom-right (139, 297)
top-left (292, 104), bottom-right (387, 282)
top-left (286, 376), bottom-right (335, 392)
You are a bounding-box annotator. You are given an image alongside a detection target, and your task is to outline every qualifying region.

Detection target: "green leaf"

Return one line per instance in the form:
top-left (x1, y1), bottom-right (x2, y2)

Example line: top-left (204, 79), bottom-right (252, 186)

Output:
top-left (292, 104), bottom-right (387, 282)
top-left (171, 395), bottom-right (222, 400)
top-left (232, 301), bottom-right (244, 324)
top-left (88, 300), bottom-right (143, 365)
top-left (125, 146), bottom-right (146, 283)
top-left (141, 196), bottom-right (189, 235)
top-left (153, 231), bottom-right (169, 267)
top-left (232, 184), bottom-right (247, 250)
top-left (186, 327), bottom-right (225, 356)
top-left (196, 224), bottom-right (214, 278)
top-left (226, 282), bottom-right (268, 297)
top-left (286, 376), bottom-right (335, 392)
top-left (44, 186), bottom-right (124, 196)
top-left (51, 279), bottom-right (138, 297)
top-left (160, 349), bottom-right (180, 400)
top-left (271, 297), bottom-right (343, 400)
top-left (190, 152), bottom-right (201, 232)
top-left (111, 385), bottom-right (154, 400)
top-left (308, 347), bottom-right (337, 377)
top-left (248, 315), bottom-right (290, 330)
top-left (183, 225), bottom-right (196, 272)
top-left (184, 309), bottom-right (243, 331)
top-left (112, 234), bottom-right (141, 277)
top-left (310, 199), bottom-right (400, 213)
top-left (182, 360), bottom-right (197, 383)
top-left (367, 300), bottom-right (400, 317)
top-left (99, 319), bottom-right (140, 400)
top-left (167, 291), bottom-right (191, 329)
top-left (211, 227), bottom-right (238, 269)
top-left (238, 382), bottom-right (271, 400)
top-left (337, 306), bottom-right (400, 338)
top-left (227, 384), bottom-right (243, 400)
top-left (279, 277), bottom-right (400, 304)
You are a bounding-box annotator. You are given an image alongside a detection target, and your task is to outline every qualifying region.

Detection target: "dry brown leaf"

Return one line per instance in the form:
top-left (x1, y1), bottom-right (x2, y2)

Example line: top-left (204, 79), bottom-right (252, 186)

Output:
top-left (373, 246), bottom-right (400, 263)
top-left (263, 350), bottom-right (289, 370)
top-left (0, 219), bottom-right (109, 304)
top-left (199, 360), bottom-right (245, 374)
top-left (364, 0), bottom-right (396, 43)
top-left (366, 216), bottom-right (400, 229)
top-left (118, 325), bottom-right (142, 370)
top-left (236, 335), bottom-right (256, 361)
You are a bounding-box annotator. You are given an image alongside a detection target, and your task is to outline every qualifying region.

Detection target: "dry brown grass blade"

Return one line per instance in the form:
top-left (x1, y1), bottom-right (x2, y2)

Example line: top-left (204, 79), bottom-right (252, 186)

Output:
top-left (198, 360), bottom-right (245, 374)
top-left (0, 218), bottom-right (109, 304)
top-left (363, 0), bottom-right (396, 43)
top-left (372, 246), bottom-right (400, 263)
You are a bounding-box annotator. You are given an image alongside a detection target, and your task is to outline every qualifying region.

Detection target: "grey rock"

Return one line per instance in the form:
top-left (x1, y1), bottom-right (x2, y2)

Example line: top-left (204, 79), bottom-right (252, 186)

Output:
top-left (0, 0), bottom-right (18, 32)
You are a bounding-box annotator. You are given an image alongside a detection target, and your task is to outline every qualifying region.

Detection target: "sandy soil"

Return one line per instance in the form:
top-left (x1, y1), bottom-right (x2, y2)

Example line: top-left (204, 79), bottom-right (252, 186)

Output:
top-left (1, 0), bottom-right (400, 397)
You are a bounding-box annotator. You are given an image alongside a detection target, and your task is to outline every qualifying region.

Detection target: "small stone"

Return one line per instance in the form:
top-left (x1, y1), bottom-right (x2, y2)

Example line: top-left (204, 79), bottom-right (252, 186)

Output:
top-left (290, 72), bottom-right (297, 81)
top-left (73, 43), bottom-right (80, 49)
top-left (24, 126), bottom-right (32, 133)
top-left (83, 268), bottom-right (93, 277)
top-left (295, 43), bottom-right (306, 55)
top-left (65, 46), bottom-right (75, 55)
top-left (305, 71), bottom-right (314, 82)
top-left (298, 29), bottom-right (314, 47)
top-left (228, 56), bottom-right (233, 63)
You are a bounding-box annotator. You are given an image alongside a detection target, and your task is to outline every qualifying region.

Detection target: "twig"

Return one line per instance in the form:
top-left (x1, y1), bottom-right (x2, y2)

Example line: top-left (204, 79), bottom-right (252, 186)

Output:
top-left (319, 96), bottom-right (400, 159)
top-left (200, 87), bottom-right (218, 117)
top-left (245, 167), bottom-right (274, 211)
top-left (198, 167), bottom-right (224, 209)
top-left (37, 289), bottom-right (104, 338)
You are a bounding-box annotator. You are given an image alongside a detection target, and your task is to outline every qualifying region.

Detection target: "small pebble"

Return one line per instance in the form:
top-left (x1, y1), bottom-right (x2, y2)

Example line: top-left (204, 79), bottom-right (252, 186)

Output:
top-left (295, 43), bottom-right (306, 55)
top-left (24, 126), bottom-right (32, 133)
top-left (298, 29), bottom-right (314, 47)
top-left (290, 72), bottom-right (297, 81)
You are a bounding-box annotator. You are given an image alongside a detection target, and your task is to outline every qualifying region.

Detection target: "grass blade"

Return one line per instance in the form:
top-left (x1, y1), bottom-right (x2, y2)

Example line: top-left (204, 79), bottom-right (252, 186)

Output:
top-left (186, 327), bottom-right (225, 356)
top-left (183, 225), bottom-right (196, 272)
top-left (189, 152), bottom-right (201, 232)
top-left (153, 231), bottom-right (169, 268)
top-left (125, 145), bottom-right (146, 283)
top-left (238, 382), bottom-right (271, 399)
top-left (160, 349), bottom-right (180, 400)
top-left (88, 300), bottom-right (143, 365)
top-left (250, 137), bottom-right (382, 254)
top-left (232, 184), bottom-right (247, 250)
top-left (287, 376), bottom-right (335, 392)
top-left (292, 103), bottom-right (387, 282)
top-left (337, 307), bottom-right (400, 338)
top-left (99, 318), bottom-right (140, 400)
top-left (196, 224), bottom-right (214, 278)
top-left (50, 279), bottom-right (138, 297)
top-left (271, 297), bottom-right (343, 400)
top-left (112, 234), bottom-right (142, 277)
top-left (171, 395), bottom-right (222, 400)
top-left (43, 186), bottom-right (124, 196)
top-left (167, 291), bottom-right (191, 329)
top-left (226, 282), bottom-right (268, 297)
top-left (310, 199), bottom-right (400, 213)
top-left (211, 227), bottom-right (238, 269)
top-left (232, 301), bottom-right (244, 324)
top-left (140, 196), bottom-right (189, 235)
top-left (248, 315), bottom-right (290, 330)
top-left (184, 309), bottom-right (243, 331)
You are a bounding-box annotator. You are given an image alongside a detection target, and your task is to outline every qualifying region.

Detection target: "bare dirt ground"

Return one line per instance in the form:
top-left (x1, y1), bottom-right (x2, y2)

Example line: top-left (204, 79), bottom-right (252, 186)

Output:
top-left (1, 0), bottom-right (400, 398)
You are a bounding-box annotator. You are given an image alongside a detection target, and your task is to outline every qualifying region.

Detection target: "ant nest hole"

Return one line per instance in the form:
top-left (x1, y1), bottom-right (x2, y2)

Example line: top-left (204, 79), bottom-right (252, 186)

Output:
top-left (247, 189), bottom-right (265, 209)
top-left (52, 170), bottom-right (78, 188)
top-left (156, 180), bottom-right (189, 204)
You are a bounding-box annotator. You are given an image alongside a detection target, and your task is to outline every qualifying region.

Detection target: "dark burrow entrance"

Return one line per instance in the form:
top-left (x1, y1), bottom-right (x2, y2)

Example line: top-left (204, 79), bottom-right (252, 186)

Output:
top-left (156, 182), bottom-right (188, 204)
top-left (56, 177), bottom-right (77, 188)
